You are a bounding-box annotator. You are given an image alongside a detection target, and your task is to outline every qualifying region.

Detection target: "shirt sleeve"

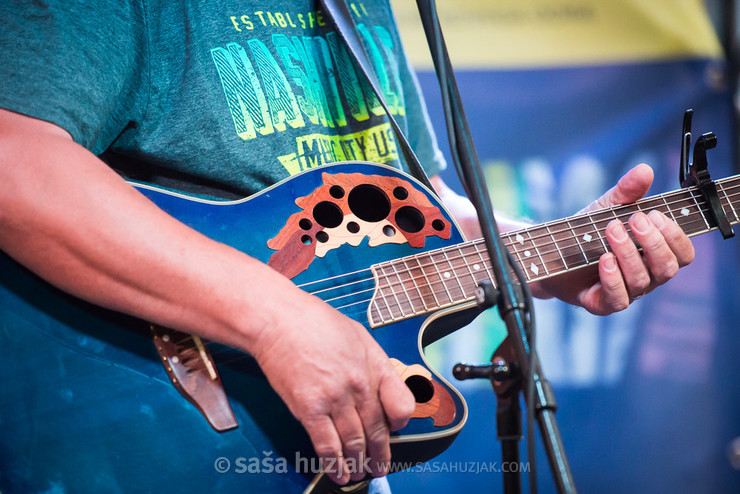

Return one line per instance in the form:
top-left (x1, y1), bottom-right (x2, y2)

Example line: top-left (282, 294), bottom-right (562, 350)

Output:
top-left (0, 0), bottom-right (149, 155)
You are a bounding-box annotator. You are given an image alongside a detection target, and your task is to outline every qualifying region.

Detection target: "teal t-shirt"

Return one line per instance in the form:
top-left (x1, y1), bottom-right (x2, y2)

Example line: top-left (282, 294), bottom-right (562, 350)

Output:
top-left (0, 0), bottom-right (444, 198)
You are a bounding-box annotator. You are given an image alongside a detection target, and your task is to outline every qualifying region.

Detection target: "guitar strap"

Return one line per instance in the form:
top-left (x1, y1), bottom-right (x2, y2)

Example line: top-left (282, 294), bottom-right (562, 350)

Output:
top-left (319, 0), bottom-right (435, 192)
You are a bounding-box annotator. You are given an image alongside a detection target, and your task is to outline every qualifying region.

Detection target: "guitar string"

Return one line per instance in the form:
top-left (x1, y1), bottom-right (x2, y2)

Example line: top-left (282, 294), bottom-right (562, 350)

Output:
top-left (309, 187), bottom-right (740, 316)
top-left (294, 182), bottom-right (737, 294)
top-left (295, 184), bottom-right (738, 303)
top-left (280, 187), bottom-right (740, 324)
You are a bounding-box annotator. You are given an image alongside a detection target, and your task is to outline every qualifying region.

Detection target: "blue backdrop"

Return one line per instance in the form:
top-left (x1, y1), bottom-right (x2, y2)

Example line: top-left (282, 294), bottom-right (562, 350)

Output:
top-left (390, 56), bottom-right (740, 493)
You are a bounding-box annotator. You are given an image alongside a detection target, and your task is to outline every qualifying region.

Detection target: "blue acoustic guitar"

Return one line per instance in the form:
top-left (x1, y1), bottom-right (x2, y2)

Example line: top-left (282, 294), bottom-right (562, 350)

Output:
top-left (1, 162), bottom-right (737, 493)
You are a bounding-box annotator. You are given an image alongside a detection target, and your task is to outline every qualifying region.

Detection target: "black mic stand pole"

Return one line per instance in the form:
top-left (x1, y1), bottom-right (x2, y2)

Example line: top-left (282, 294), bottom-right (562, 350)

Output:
top-left (416, 1), bottom-right (576, 492)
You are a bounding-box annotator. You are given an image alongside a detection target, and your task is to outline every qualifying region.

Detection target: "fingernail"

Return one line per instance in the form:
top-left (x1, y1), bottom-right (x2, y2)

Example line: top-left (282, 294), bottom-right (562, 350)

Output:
top-left (648, 210), bottom-right (665, 228)
top-left (631, 213), bottom-right (650, 234)
top-left (608, 220), bottom-right (628, 241)
top-left (604, 254), bottom-right (617, 271)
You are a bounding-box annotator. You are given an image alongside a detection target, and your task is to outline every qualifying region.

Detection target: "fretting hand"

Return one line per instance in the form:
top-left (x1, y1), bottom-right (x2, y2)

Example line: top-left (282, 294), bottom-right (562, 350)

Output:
top-left (532, 164), bottom-right (695, 314)
top-left (433, 165), bottom-right (695, 315)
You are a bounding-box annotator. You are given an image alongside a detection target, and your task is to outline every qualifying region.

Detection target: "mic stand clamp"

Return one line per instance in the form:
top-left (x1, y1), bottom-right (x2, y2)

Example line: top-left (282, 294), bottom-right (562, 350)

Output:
top-left (454, 334), bottom-right (523, 494)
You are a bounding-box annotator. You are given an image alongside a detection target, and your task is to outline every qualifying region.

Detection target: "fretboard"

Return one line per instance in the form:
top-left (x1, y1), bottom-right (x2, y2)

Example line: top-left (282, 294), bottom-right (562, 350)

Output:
top-left (367, 175), bottom-right (740, 327)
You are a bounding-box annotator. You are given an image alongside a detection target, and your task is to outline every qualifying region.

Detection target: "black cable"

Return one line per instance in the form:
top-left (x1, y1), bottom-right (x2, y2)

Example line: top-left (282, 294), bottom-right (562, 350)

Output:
top-left (416, 0), bottom-right (539, 491)
top-left (507, 250), bottom-right (538, 494)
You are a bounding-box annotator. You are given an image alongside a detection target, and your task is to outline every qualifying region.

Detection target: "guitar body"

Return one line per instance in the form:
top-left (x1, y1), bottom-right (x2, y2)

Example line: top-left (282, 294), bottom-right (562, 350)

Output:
top-left (0, 162), bottom-right (471, 493)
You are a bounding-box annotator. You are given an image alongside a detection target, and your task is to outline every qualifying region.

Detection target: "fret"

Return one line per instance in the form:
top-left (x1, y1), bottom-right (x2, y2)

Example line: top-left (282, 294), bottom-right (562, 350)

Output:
top-left (689, 190), bottom-right (711, 230)
top-left (473, 241), bottom-right (496, 283)
top-left (371, 289), bottom-right (392, 324)
top-left (544, 223), bottom-right (570, 271)
top-left (667, 190), bottom-right (699, 232)
top-left (505, 232), bottom-right (531, 281)
top-left (520, 229), bottom-right (549, 278)
top-left (719, 182), bottom-right (739, 223)
top-left (400, 258), bottom-right (430, 312)
top-left (413, 255), bottom-right (442, 308)
top-left (569, 214), bottom-right (606, 263)
top-left (442, 249), bottom-right (468, 298)
top-left (459, 246), bottom-right (480, 287)
top-left (456, 245), bottom-right (487, 294)
top-left (430, 253), bottom-right (456, 305)
top-left (565, 218), bottom-right (589, 264)
top-left (379, 264), bottom-right (407, 319)
top-left (461, 243), bottom-right (490, 286)
top-left (586, 213), bottom-right (609, 252)
top-left (659, 194), bottom-right (678, 223)
top-left (389, 262), bottom-right (422, 314)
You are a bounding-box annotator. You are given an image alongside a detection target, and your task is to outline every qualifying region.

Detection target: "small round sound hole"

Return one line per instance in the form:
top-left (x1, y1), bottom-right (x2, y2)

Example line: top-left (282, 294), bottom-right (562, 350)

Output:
top-left (405, 375), bottom-right (434, 403)
top-left (393, 187), bottom-right (409, 200)
top-left (330, 185), bottom-right (345, 199)
top-left (313, 201), bottom-right (344, 228)
top-left (395, 206), bottom-right (425, 233)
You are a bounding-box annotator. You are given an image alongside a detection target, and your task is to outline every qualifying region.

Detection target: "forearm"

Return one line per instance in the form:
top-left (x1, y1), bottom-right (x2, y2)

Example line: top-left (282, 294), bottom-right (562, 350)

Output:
top-left (430, 175), bottom-right (527, 237)
top-left (0, 115), bottom-right (290, 354)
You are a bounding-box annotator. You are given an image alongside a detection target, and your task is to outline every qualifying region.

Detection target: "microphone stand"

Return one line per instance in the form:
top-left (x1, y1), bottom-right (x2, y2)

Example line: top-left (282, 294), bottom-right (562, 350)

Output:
top-left (416, 1), bottom-right (576, 492)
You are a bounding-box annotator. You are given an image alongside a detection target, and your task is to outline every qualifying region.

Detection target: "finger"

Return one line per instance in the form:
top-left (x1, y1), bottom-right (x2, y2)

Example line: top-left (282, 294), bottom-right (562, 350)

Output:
top-left (605, 219), bottom-right (651, 297)
top-left (585, 164), bottom-right (654, 212)
top-left (378, 364), bottom-right (416, 432)
top-left (647, 210), bottom-right (695, 267)
top-left (355, 393), bottom-right (391, 478)
top-left (332, 406), bottom-right (368, 482)
top-left (304, 416), bottom-right (348, 485)
top-left (629, 212), bottom-right (678, 285)
top-left (578, 253), bottom-right (629, 314)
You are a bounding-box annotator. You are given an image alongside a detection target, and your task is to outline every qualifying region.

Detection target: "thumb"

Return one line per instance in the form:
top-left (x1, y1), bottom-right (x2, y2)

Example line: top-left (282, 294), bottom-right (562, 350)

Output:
top-left (583, 164), bottom-right (654, 212)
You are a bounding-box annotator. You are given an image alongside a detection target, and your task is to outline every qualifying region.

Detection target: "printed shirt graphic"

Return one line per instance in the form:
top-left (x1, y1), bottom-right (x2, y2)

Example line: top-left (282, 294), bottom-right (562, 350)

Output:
top-left (0, 0), bottom-right (444, 198)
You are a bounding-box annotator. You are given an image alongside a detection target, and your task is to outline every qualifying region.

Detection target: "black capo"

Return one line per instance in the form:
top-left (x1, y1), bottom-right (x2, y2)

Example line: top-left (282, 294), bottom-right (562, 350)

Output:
top-left (679, 109), bottom-right (734, 239)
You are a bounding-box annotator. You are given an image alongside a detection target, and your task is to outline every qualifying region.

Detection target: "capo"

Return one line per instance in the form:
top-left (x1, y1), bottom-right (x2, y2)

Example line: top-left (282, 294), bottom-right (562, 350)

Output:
top-left (678, 110), bottom-right (734, 239)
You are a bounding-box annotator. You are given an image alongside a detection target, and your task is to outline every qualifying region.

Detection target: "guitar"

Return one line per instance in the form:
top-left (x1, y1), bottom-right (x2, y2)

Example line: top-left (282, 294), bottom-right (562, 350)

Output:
top-left (1, 161), bottom-right (737, 493)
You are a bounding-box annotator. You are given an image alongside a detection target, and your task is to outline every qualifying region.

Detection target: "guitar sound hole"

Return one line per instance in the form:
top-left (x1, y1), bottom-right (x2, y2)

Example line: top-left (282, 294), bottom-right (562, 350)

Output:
top-left (348, 184), bottom-right (390, 222)
top-left (330, 185), bottom-right (345, 199)
top-left (313, 201), bottom-right (344, 228)
top-left (393, 186), bottom-right (408, 200)
top-left (395, 206), bottom-right (425, 233)
top-left (405, 375), bottom-right (434, 403)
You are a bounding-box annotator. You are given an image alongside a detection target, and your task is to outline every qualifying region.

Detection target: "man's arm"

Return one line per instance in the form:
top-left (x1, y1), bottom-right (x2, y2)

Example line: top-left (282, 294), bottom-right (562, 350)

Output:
top-left (0, 109), bottom-right (414, 485)
top-left (430, 168), bottom-right (695, 315)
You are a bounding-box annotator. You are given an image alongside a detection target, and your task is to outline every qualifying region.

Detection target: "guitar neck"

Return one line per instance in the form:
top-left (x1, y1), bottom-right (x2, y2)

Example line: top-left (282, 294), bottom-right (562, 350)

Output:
top-left (368, 175), bottom-right (740, 327)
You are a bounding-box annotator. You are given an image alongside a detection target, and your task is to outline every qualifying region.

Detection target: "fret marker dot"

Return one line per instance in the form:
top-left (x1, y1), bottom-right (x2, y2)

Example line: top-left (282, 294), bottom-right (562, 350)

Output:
top-left (524, 250), bottom-right (531, 257)
top-left (583, 233), bottom-right (593, 242)
top-left (530, 263), bottom-right (539, 275)
top-left (444, 272), bottom-right (451, 278)
top-left (680, 207), bottom-right (690, 216)
top-left (473, 264), bottom-right (481, 271)
top-left (516, 234), bottom-right (525, 245)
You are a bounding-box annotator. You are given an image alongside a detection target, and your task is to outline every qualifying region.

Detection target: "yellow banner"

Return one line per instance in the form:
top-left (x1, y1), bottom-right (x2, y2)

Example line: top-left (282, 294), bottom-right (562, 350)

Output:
top-left (391, 0), bottom-right (722, 68)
